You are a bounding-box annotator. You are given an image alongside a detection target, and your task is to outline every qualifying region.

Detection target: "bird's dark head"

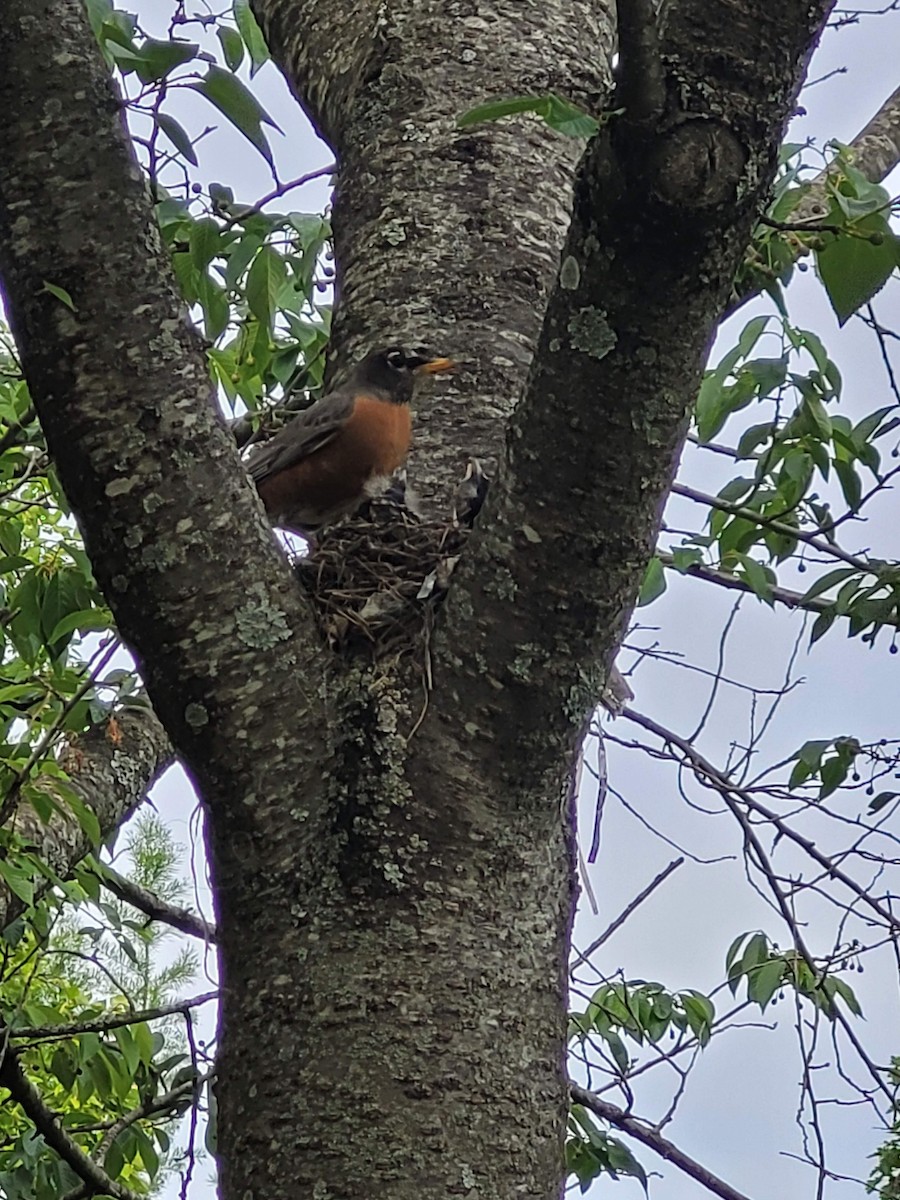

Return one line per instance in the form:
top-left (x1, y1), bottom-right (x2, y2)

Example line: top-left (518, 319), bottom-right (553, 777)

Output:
top-left (354, 345), bottom-right (455, 403)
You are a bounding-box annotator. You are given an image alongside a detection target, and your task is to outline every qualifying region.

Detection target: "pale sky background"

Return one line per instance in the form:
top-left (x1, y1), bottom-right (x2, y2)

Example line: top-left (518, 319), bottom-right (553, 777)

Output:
top-left (99, 4), bottom-right (900, 1198)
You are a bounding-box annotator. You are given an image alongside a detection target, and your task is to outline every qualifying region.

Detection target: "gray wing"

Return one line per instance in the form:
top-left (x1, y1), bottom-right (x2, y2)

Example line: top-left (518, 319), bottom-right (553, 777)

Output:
top-left (245, 390), bottom-right (355, 484)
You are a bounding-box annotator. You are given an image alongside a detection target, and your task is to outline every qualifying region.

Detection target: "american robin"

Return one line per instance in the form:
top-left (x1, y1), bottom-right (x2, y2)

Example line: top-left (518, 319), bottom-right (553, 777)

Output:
top-left (245, 345), bottom-right (454, 535)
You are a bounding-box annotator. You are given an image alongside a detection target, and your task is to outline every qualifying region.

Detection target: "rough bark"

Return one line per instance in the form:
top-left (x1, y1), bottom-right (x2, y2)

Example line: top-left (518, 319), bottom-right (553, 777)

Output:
top-left (256, 0), bottom-right (617, 503)
top-left (0, 2), bottom-right (837, 1200)
top-left (0, 705), bottom-right (173, 932)
top-left (436, 0), bottom-right (837, 778)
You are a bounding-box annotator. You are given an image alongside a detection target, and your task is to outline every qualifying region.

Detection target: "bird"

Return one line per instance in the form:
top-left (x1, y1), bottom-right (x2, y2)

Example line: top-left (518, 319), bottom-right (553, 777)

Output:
top-left (245, 345), bottom-right (454, 536)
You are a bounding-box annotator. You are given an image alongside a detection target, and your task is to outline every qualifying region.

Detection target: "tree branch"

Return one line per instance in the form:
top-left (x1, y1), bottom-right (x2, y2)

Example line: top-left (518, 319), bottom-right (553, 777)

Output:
top-left (10, 991), bottom-right (217, 1043)
top-left (670, 481), bottom-right (873, 572)
top-left (801, 80), bottom-right (900, 217)
top-left (0, 1030), bottom-right (143, 1200)
top-left (570, 1084), bottom-right (756, 1200)
top-left (438, 0), bottom-right (837, 783)
top-left (97, 864), bottom-right (217, 943)
top-left (89, 1069), bottom-right (214, 1173)
top-left (1, 704), bottom-right (173, 932)
top-left (621, 706), bottom-right (900, 935)
top-left (0, 0), bottom-right (334, 876)
top-left (615, 0), bottom-right (667, 123)
top-left (659, 551), bottom-right (832, 612)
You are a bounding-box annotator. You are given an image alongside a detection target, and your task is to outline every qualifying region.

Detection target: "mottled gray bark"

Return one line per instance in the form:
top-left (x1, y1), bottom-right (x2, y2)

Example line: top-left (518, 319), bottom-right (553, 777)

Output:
top-left (258, 0), bottom-right (616, 502)
top-left (438, 0), bottom-right (837, 780)
top-left (0, 2), bottom-right (836, 1199)
top-left (0, 705), bottom-right (172, 932)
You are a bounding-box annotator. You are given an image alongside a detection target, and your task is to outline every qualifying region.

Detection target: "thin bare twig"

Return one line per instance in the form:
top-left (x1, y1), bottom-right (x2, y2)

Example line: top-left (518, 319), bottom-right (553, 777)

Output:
top-left (572, 858), bottom-right (684, 968)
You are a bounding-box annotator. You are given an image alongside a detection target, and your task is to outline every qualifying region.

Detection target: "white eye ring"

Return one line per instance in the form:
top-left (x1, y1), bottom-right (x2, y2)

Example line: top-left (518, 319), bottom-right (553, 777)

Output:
top-left (385, 348), bottom-right (406, 369)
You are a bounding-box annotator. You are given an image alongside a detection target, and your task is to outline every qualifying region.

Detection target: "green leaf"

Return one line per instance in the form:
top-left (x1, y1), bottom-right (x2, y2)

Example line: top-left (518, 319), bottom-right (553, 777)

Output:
top-left (192, 66), bottom-right (281, 166)
top-left (738, 315), bottom-right (770, 357)
top-left (695, 373), bottom-right (725, 442)
top-left (670, 547), bottom-right (703, 572)
top-left (190, 218), bottom-right (223, 271)
top-left (51, 1046), bottom-right (77, 1091)
top-left (737, 421), bottom-right (775, 459)
top-left (47, 607), bottom-right (111, 645)
top-left (852, 405), bottom-right (894, 448)
top-left (205, 1079), bottom-right (218, 1154)
top-left (197, 275), bottom-right (230, 341)
top-left (788, 758), bottom-right (812, 788)
top-left (61, 791), bottom-right (102, 845)
top-left (155, 112), bottom-right (199, 166)
top-left (637, 556), bottom-right (666, 607)
top-left (834, 458), bottom-right (862, 512)
top-left (606, 1137), bottom-right (648, 1189)
top-left (868, 790), bottom-right (899, 814)
top-left (84, 0), bottom-right (113, 39)
top-left (103, 1134), bottom-right (125, 1178)
top-left (807, 608), bottom-right (835, 645)
top-left (717, 477), bottom-right (754, 504)
top-left (458, 94), bottom-right (554, 126)
top-left (134, 38), bottom-right (198, 84)
top-left (725, 932), bottom-right (751, 974)
top-left (801, 566), bottom-right (859, 603)
top-left (680, 991), bottom-right (715, 1046)
top-left (828, 976), bottom-right (862, 1018)
top-left (604, 1030), bottom-right (630, 1075)
top-left (0, 857), bottom-right (35, 905)
top-left (795, 739), bottom-right (831, 769)
top-left (543, 93), bottom-right (601, 138)
top-left (40, 282), bottom-right (76, 311)
top-left (233, 0), bottom-right (270, 74)
top-left (743, 355), bottom-right (788, 396)
top-left (815, 215), bottom-right (899, 325)
top-left (802, 394), bottom-right (832, 440)
top-left (747, 957), bottom-right (783, 1009)
top-left (458, 93), bottom-right (600, 139)
top-left (217, 25), bottom-right (245, 72)
top-left (245, 245), bottom-right (286, 332)
top-left (737, 555), bottom-right (774, 606)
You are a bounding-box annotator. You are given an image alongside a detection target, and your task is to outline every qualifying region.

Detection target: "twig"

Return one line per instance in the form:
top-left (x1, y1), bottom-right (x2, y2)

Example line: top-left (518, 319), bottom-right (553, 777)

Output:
top-left (659, 552), bottom-right (833, 615)
top-left (758, 215), bottom-right (844, 235)
top-left (218, 163), bottom-right (335, 233)
top-left (62, 1072), bottom-right (215, 1200)
top-left (671, 481), bottom-right (873, 572)
top-left (571, 858), bottom-right (684, 968)
top-left (10, 991), bottom-right (217, 1042)
top-left (621, 707), bottom-right (900, 936)
top-left (93, 1071), bottom-right (212, 1169)
top-left (571, 1084), bottom-right (756, 1200)
top-left (97, 864), bottom-right (217, 943)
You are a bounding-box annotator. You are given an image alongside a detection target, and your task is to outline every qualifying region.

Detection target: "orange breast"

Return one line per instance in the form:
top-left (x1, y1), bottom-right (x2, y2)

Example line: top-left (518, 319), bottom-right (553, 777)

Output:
top-left (256, 396), bottom-right (412, 531)
top-left (339, 395), bottom-right (412, 477)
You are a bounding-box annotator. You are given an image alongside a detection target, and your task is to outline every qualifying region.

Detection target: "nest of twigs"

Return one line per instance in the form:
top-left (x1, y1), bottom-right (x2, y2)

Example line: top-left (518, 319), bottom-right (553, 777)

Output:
top-left (292, 494), bottom-right (472, 657)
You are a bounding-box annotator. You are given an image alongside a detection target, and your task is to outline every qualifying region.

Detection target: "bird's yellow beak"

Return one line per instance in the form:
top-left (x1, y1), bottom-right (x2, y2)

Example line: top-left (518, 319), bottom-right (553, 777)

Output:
top-left (416, 356), bottom-right (455, 375)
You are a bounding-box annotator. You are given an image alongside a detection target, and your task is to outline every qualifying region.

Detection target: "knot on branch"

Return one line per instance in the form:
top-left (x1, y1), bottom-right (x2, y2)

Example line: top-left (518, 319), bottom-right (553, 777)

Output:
top-left (650, 118), bottom-right (746, 210)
